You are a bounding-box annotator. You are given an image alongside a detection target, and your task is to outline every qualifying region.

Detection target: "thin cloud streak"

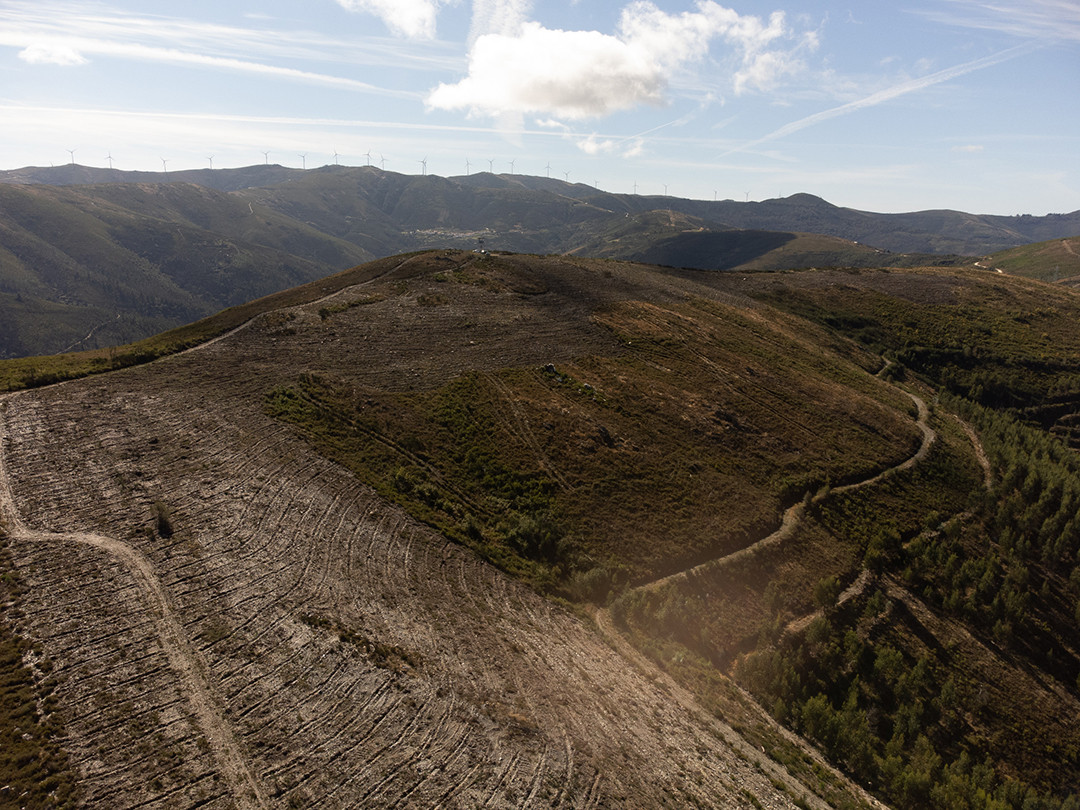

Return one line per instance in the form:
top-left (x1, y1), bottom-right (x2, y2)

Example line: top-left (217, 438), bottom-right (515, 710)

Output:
top-left (0, 1), bottom-right (461, 73)
top-left (720, 43), bottom-right (1037, 158)
top-left (0, 33), bottom-right (420, 97)
top-left (920, 0), bottom-right (1080, 42)
top-left (0, 104), bottom-right (601, 139)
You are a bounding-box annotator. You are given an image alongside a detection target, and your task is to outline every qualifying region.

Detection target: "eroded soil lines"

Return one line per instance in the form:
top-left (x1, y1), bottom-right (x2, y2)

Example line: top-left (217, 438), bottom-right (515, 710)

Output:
top-left (0, 395), bottom-right (269, 810)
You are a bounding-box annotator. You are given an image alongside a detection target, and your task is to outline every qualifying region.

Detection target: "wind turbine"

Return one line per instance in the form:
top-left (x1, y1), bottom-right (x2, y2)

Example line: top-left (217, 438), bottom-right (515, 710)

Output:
top-left (262, 151), bottom-right (270, 165)
top-left (663, 183), bottom-right (668, 196)
top-left (714, 190), bottom-right (718, 201)
top-left (545, 162), bottom-right (551, 178)
top-left (744, 191), bottom-right (750, 202)
top-left (207, 155), bottom-right (214, 170)
top-left (298, 153), bottom-right (307, 170)
top-left (563, 170), bottom-right (570, 182)
top-left (419, 156), bottom-right (427, 175)
top-left (509, 159), bottom-right (515, 175)
top-left (332, 149), bottom-right (340, 165)
top-left (633, 180), bottom-right (638, 194)
top-left (487, 158), bottom-right (494, 173)
top-left (161, 157), bottom-right (168, 174)
top-left (66, 148), bottom-right (76, 165)
top-left (465, 157), bottom-right (471, 175)
top-left (106, 152), bottom-right (113, 170)
top-left (378, 154), bottom-right (386, 169)
top-left (364, 149), bottom-right (372, 166)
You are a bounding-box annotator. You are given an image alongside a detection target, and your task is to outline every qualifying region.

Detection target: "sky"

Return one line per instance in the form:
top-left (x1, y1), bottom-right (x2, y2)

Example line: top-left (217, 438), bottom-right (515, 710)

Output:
top-left (0, 0), bottom-right (1077, 215)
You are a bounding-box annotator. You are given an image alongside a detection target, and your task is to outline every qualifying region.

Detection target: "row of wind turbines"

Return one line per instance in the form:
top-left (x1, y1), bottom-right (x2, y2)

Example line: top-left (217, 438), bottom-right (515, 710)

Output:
top-left (59, 148), bottom-right (756, 201)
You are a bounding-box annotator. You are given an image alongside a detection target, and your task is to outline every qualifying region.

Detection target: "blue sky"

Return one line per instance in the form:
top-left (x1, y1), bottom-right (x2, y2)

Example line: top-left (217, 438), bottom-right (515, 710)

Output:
top-left (1, 0), bottom-right (1077, 215)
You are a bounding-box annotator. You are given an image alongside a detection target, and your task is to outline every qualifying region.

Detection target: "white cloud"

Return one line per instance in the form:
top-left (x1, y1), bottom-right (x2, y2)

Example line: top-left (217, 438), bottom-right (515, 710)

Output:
top-left (427, 1), bottom-right (809, 121)
top-left (18, 40), bottom-right (86, 65)
top-left (469, 0), bottom-right (533, 43)
top-left (577, 135), bottom-right (618, 155)
top-left (335, 0), bottom-right (443, 39)
top-left (953, 144), bottom-right (984, 153)
top-left (576, 133), bottom-right (647, 158)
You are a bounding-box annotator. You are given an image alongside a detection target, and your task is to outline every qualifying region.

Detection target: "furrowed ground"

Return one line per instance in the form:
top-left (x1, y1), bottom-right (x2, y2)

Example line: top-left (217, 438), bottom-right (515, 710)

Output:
top-left (5, 250), bottom-right (1075, 808)
top-left (0, 251), bottom-right (905, 808)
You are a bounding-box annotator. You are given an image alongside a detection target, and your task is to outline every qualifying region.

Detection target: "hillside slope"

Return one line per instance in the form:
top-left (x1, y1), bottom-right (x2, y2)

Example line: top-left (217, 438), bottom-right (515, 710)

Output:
top-left (3, 251), bottom-right (1080, 808)
top-left (0, 182), bottom-right (369, 357)
top-left (0, 250), bottom-right (925, 809)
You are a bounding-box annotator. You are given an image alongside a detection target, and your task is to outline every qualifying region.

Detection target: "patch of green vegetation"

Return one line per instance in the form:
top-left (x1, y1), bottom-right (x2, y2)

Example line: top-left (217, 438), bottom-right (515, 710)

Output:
top-left (756, 270), bottom-right (1080, 413)
top-left (986, 237), bottom-right (1080, 283)
top-left (266, 372), bottom-right (565, 591)
top-left (727, 396), bottom-right (1080, 809)
top-left (0, 530), bottom-right (79, 808)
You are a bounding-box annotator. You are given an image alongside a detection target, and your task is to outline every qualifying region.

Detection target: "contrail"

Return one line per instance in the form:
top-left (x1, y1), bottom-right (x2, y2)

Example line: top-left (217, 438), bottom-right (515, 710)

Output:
top-left (720, 42), bottom-right (1038, 158)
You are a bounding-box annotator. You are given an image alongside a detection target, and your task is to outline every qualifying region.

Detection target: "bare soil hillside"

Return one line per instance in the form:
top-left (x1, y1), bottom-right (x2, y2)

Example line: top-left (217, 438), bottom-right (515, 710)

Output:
top-left (0, 251), bottom-right (900, 807)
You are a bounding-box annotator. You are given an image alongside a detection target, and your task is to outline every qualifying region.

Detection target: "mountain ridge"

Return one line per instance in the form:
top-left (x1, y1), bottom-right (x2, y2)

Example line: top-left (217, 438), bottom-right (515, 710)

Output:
top-left (1, 163), bottom-right (1077, 359)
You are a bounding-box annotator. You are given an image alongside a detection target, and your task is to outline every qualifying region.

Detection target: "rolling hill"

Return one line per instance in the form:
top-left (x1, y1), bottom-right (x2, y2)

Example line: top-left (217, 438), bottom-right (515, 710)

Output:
top-left (2, 250), bottom-right (1080, 808)
top-left (1, 163), bottom-right (1078, 359)
top-left (983, 235), bottom-right (1080, 285)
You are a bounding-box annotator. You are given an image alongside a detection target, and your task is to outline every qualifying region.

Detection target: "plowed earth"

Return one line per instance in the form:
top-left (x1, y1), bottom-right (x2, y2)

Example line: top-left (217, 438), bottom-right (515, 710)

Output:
top-left (0, 252), bottom-right (880, 809)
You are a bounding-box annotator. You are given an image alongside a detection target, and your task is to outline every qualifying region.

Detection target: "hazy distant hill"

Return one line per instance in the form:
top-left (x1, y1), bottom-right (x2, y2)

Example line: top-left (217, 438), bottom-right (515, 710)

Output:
top-left (1, 162), bottom-right (1077, 357)
top-left (4, 163), bottom-right (1077, 255)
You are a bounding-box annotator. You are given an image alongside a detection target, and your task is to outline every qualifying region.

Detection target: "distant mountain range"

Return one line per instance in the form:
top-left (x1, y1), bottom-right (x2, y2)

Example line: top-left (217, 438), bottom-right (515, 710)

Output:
top-left (0, 162), bottom-right (1077, 358)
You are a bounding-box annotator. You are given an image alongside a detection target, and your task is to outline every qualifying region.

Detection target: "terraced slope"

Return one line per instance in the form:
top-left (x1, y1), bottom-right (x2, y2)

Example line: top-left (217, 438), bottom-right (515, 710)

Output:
top-left (0, 251), bottom-right (917, 808)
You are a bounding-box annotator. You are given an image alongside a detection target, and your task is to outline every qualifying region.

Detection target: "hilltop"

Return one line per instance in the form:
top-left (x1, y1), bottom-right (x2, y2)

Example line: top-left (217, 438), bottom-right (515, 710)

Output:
top-left (2, 250), bottom-right (1080, 808)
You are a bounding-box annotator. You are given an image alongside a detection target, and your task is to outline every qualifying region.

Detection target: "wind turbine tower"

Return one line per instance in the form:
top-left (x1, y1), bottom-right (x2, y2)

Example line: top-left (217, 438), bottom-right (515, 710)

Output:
top-left (563, 170), bottom-right (570, 182)
top-left (545, 162), bottom-right (551, 178)
top-left (161, 158), bottom-right (168, 174)
top-left (465, 158), bottom-right (471, 175)
top-left (67, 148), bottom-right (76, 166)
top-left (364, 149), bottom-right (372, 166)
top-left (509, 159), bottom-right (515, 175)
top-left (419, 156), bottom-right (427, 175)
top-left (332, 149), bottom-right (340, 165)
top-left (106, 152), bottom-right (113, 170)
top-left (262, 151), bottom-right (270, 165)
top-left (298, 153), bottom-right (307, 170)
top-left (207, 155), bottom-right (214, 170)
top-left (379, 154), bottom-right (386, 169)
top-left (487, 159), bottom-right (494, 173)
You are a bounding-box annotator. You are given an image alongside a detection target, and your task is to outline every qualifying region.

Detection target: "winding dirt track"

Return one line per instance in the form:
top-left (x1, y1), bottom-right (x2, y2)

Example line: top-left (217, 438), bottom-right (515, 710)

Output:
top-left (588, 383), bottom-right (932, 810)
top-left (0, 257), bottom-right (852, 807)
top-left (642, 390), bottom-right (935, 594)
